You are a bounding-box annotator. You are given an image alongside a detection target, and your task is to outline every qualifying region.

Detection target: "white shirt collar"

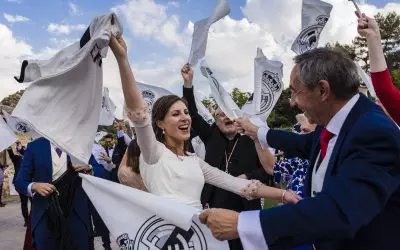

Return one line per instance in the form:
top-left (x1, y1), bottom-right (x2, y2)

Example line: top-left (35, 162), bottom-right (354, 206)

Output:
top-left (326, 94), bottom-right (360, 136)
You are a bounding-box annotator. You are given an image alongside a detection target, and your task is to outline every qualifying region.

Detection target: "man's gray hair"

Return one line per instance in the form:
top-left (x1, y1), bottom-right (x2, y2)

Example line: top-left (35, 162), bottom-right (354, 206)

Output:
top-left (294, 48), bottom-right (360, 100)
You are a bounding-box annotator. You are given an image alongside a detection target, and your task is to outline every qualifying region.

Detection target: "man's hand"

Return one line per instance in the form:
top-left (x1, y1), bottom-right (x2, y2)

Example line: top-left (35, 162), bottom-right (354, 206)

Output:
top-left (235, 117), bottom-right (259, 139)
top-left (110, 35), bottom-right (128, 61)
top-left (199, 208), bottom-right (240, 241)
top-left (99, 152), bottom-right (112, 163)
top-left (181, 63), bottom-right (193, 88)
top-left (32, 183), bottom-right (56, 197)
top-left (72, 164), bottom-right (92, 173)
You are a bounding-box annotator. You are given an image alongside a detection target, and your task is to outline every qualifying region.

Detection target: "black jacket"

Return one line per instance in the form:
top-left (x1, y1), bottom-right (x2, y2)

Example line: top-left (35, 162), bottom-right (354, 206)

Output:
top-left (183, 87), bottom-right (271, 211)
top-left (7, 148), bottom-right (23, 183)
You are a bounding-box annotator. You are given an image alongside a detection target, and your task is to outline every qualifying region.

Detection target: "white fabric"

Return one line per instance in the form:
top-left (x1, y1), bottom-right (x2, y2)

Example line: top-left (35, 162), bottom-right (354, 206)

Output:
top-left (8, 174), bottom-right (18, 196)
top-left (0, 115), bottom-right (17, 152)
top-left (242, 48), bottom-right (283, 122)
top-left (92, 143), bottom-right (113, 172)
top-left (188, 0), bottom-right (230, 66)
top-left (291, 0), bottom-right (332, 55)
top-left (12, 12), bottom-right (122, 164)
top-left (194, 90), bottom-right (215, 125)
top-left (2, 110), bottom-right (40, 139)
top-left (191, 136), bottom-right (206, 160)
top-left (123, 82), bottom-right (173, 127)
top-left (51, 144), bottom-right (68, 181)
top-left (80, 174), bottom-right (229, 249)
top-left (200, 60), bottom-right (242, 120)
top-left (94, 131), bottom-right (107, 143)
top-left (311, 94), bottom-right (360, 196)
top-left (99, 87), bottom-right (117, 126)
top-left (238, 210), bottom-right (269, 250)
top-left (356, 62), bottom-right (377, 98)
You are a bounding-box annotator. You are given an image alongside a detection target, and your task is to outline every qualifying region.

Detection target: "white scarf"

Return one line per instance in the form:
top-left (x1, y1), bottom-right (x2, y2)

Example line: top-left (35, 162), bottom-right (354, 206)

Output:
top-left (11, 12), bottom-right (122, 164)
top-left (241, 48), bottom-right (284, 122)
top-left (356, 62), bottom-right (377, 98)
top-left (291, 0), bottom-right (332, 55)
top-left (0, 114), bottom-right (17, 152)
top-left (99, 87), bottom-right (117, 126)
top-left (200, 60), bottom-right (241, 120)
top-left (188, 0), bottom-right (230, 66)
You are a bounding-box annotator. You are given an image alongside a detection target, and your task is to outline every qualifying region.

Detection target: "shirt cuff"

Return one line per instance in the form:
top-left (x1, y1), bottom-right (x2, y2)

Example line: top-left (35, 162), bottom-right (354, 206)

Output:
top-left (123, 134), bottom-right (132, 145)
top-left (257, 126), bottom-right (269, 149)
top-left (238, 210), bottom-right (268, 250)
top-left (27, 183), bottom-right (35, 197)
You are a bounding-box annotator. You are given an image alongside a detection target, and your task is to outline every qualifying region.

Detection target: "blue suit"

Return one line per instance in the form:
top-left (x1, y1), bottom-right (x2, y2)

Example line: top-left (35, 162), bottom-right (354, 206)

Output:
top-left (15, 137), bottom-right (108, 250)
top-left (260, 95), bottom-right (400, 250)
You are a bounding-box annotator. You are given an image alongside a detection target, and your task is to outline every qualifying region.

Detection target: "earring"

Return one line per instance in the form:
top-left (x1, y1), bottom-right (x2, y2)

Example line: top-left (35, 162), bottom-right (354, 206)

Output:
top-left (162, 129), bottom-right (165, 134)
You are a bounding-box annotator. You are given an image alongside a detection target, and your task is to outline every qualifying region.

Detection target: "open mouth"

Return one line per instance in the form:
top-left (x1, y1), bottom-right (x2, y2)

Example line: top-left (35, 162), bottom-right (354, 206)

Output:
top-left (178, 124), bottom-right (190, 132)
top-left (224, 120), bottom-right (234, 126)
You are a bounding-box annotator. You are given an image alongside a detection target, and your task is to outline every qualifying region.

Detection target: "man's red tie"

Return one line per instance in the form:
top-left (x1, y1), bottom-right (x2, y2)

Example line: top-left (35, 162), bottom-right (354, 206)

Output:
top-left (320, 128), bottom-right (334, 161)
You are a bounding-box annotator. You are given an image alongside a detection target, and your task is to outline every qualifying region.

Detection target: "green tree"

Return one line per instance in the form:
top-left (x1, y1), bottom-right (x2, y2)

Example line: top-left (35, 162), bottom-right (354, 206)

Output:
top-left (267, 88), bottom-right (301, 128)
top-left (1, 89), bottom-right (25, 108)
top-left (230, 88), bottom-right (250, 108)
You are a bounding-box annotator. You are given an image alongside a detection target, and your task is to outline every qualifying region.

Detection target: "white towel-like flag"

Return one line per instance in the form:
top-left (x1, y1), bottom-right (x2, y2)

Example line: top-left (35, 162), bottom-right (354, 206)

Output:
top-left (291, 0), bottom-right (332, 55)
top-left (99, 87), bottom-right (117, 126)
top-left (80, 174), bottom-right (229, 249)
top-left (2, 110), bottom-right (40, 139)
top-left (11, 13), bottom-right (122, 164)
top-left (188, 0), bottom-right (230, 66)
top-left (200, 60), bottom-right (241, 120)
top-left (0, 115), bottom-right (17, 152)
top-left (241, 48), bottom-right (283, 122)
top-left (356, 62), bottom-right (377, 98)
top-left (194, 91), bottom-right (215, 125)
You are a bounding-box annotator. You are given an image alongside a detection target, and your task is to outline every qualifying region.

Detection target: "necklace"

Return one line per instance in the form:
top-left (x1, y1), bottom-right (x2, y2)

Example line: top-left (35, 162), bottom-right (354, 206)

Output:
top-left (224, 138), bottom-right (239, 174)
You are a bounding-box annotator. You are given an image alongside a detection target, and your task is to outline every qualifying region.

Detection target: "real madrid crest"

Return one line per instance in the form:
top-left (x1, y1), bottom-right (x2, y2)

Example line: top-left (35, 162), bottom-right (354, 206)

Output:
top-left (294, 15), bottom-right (329, 54)
top-left (258, 70), bottom-right (282, 114)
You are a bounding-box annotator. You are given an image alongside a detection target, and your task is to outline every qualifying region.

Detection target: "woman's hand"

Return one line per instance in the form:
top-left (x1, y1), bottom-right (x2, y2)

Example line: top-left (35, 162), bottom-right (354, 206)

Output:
top-left (356, 12), bottom-right (380, 40)
top-left (110, 35), bottom-right (128, 61)
top-left (181, 63), bottom-right (193, 88)
top-left (282, 190), bottom-right (302, 204)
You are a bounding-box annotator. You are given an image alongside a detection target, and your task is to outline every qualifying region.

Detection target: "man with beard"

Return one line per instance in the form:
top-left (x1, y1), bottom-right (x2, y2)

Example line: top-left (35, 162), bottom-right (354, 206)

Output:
top-left (181, 64), bottom-right (271, 250)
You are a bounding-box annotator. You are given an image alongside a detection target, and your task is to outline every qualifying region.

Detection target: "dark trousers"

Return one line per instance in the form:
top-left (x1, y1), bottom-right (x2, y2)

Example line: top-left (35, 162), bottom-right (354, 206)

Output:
top-left (89, 202), bottom-right (111, 248)
top-left (228, 238), bottom-right (243, 250)
top-left (19, 192), bottom-right (29, 222)
top-left (0, 182), bottom-right (3, 204)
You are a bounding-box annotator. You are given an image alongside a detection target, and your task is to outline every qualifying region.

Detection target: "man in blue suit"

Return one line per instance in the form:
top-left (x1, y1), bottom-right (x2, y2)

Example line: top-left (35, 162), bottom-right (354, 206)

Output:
top-left (200, 48), bottom-right (400, 250)
top-left (15, 137), bottom-right (108, 250)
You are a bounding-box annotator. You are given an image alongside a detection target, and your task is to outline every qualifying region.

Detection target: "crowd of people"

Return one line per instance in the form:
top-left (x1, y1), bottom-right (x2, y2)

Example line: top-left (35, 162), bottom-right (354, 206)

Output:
top-left (0, 9), bottom-right (399, 250)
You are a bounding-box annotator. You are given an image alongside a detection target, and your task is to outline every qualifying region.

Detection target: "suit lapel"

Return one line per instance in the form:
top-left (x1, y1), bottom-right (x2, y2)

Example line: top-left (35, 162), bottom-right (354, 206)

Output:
top-left (324, 95), bottom-right (372, 180)
top-left (304, 126), bottom-right (323, 197)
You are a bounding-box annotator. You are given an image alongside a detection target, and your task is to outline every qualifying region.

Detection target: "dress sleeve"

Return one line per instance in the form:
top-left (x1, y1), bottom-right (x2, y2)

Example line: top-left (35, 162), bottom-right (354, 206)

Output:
top-left (371, 68), bottom-right (400, 126)
top-left (125, 104), bottom-right (164, 165)
top-left (199, 158), bottom-right (251, 196)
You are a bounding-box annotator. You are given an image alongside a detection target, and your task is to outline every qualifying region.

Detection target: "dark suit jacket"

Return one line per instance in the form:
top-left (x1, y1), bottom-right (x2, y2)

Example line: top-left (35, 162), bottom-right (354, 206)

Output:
top-left (111, 136), bottom-right (128, 183)
top-left (183, 87), bottom-right (271, 211)
top-left (15, 138), bottom-right (108, 234)
top-left (7, 148), bottom-right (23, 183)
top-left (259, 95), bottom-right (400, 250)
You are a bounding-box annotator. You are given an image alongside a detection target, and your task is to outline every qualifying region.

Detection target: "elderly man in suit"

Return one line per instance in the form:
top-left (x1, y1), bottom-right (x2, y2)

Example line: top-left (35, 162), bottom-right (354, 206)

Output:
top-left (15, 137), bottom-right (108, 250)
top-left (200, 47), bottom-right (400, 250)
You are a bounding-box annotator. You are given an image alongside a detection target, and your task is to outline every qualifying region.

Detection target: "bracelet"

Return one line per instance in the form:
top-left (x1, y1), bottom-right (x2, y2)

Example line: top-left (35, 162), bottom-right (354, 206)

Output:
top-left (281, 190), bottom-right (287, 204)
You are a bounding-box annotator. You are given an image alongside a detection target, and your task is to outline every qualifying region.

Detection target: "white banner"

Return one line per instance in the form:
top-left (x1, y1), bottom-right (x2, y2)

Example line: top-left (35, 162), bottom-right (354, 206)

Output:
top-left (188, 0), bottom-right (230, 66)
top-left (11, 13), bottom-right (122, 164)
top-left (200, 60), bottom-right (241, 120)
top-left (241, 48), bottom-right (283, 122)
top-left (194, 91), bottom-right (215, 125)
top-left (99, 87), bottom-right (117, 126)
top-left (291, 0), bottom-right (332, 55)
top-left (81, 174), bottom-right (229, 250)
top-left (0, 115), bottom-right (17, 152)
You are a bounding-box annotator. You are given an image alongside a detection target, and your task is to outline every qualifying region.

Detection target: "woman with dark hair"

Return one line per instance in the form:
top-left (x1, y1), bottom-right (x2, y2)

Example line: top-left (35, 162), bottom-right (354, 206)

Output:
top-left (109, 35), bottom-right (300, 210)
top-left (118, 139), bottom-right (147, 191)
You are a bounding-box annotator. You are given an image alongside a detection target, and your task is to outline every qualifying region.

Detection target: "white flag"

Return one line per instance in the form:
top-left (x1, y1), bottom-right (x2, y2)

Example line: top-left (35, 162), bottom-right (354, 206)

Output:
top-left (194, 91), bottom-right (215, 125)
top-left (94, 131), bottom-right (107, 143)
top-left (0, 115), bottom-right (17, 152)
top-left (291, 0), bottom-right (332, 55)
top-left (356, 62), bottom-right (377, 98)
top-left (124, 82), bottom-right (174, 127)
top-left (200, 60), bottom-right (241, 120)
top-left (11, 13), bottom-right (122, 164)
top-left (241, 48), bottom-right (283, 122)
top-left (80, 174), bottom-right (229, 249)
top-left (188, 0), bottom-right (230, 66)
top-left (99, 87), bottom-right (117, 126)
top-left (2, 110), bottom-right (40, 139)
